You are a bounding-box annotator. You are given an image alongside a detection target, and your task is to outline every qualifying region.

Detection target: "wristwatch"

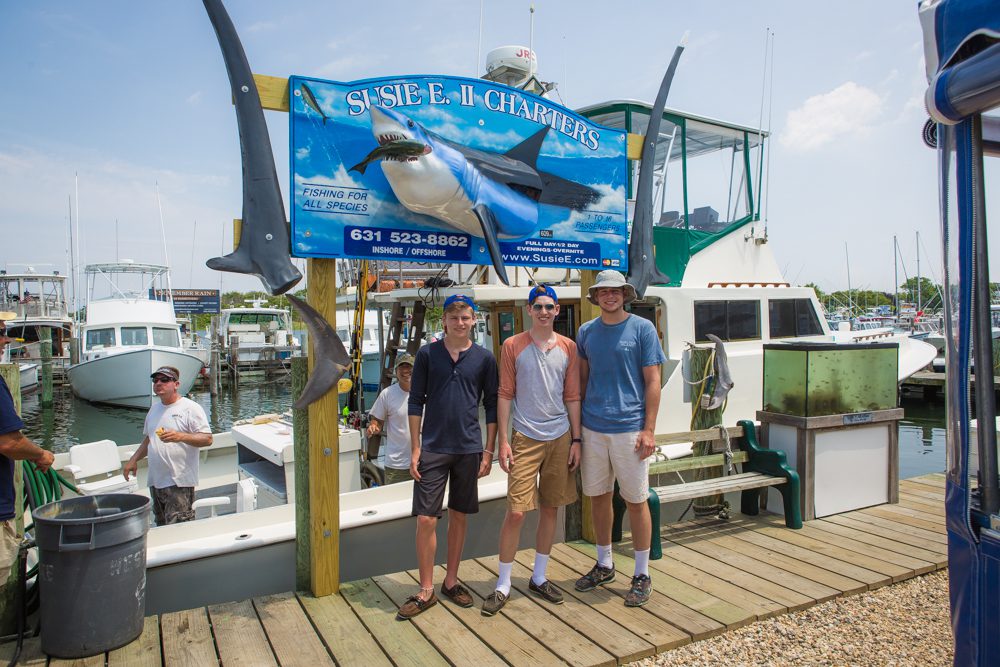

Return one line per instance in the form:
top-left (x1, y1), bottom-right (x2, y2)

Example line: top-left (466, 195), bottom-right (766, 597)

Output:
top-left (571, 438), bottom-right (582, 444)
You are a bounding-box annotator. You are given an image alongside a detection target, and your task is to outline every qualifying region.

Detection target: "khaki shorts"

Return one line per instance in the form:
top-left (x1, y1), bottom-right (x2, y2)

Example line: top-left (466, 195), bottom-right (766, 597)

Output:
top-left (383, 466), bottom-right (413, 485)
top-left (580, 427), bottom-right (650, 504)
top-left (507, 431), bottom-right (578, 512)
top-left (0, 519), bottom-right (20, 583)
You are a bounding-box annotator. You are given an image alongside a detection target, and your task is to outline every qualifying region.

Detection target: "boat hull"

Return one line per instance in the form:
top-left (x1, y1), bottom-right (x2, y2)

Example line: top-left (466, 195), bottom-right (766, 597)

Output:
top-left (68, 348), bottom-right (204, 409)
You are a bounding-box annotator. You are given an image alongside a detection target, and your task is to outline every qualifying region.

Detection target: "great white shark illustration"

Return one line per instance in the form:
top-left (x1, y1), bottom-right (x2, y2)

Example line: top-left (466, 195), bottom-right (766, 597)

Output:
top-left (355, 105), bottom-right (601, 285)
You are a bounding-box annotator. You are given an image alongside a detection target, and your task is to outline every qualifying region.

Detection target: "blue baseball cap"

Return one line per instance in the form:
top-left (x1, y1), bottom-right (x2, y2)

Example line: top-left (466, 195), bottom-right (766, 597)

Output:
top-left (528, 284), bottom-right (558, 304)
top-left (443, 294), bottom-right (478, 311)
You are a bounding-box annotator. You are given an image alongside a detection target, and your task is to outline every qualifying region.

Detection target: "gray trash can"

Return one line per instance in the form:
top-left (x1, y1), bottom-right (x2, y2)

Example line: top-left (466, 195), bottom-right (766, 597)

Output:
top-left (32, 493), bottom-right (151, 658)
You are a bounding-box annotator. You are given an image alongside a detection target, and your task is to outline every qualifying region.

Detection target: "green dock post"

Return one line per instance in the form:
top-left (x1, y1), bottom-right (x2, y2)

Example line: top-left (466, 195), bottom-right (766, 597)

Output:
top-left (292, 356), bottom-right (311, 591)
top-left (40, 327), bottom-right (53, 407)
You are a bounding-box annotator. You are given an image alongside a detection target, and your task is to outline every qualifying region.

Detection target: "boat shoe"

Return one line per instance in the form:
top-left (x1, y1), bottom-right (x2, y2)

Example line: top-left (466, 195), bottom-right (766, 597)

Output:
top-left (574, 563), bottom-right (615, 592)
top-left (528, 579), bottom-right (564, 604)
top-left (440, 582), bottom-right (474, 608)
top-left (624, 574), bottom-right (652, 607)
top-left (481, 590), bottom-right (509, 616)
top-left (396, 592), bottom-right (438, 620)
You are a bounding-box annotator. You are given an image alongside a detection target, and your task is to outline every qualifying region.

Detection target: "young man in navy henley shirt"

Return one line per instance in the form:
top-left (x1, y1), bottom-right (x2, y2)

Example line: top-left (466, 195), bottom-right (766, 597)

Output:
top-left (397, 295), bottom-right (498, 620)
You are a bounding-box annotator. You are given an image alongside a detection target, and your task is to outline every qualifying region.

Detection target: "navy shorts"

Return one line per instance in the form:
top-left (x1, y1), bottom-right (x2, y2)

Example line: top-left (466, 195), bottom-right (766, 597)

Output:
top-left (412, 451), bottom-right (481, 517)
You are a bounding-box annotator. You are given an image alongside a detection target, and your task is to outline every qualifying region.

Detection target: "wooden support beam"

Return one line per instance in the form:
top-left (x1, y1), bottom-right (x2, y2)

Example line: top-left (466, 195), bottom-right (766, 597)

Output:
top-left (574, 271), bottom-right (601, 544)
top-left (250, 73), bottom-right (644, 158)
top-left (306, 259), bottom-right (341, 596)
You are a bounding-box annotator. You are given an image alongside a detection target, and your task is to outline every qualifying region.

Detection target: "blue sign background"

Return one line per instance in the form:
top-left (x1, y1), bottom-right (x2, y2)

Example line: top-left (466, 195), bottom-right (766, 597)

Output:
top-left (289, 74), bottom-right (629, 272)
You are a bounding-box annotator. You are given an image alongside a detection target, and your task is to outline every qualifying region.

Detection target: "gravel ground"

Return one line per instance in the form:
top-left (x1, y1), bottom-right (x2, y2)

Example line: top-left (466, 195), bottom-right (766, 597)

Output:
top-left (631, 570), bottom-right (952, 667)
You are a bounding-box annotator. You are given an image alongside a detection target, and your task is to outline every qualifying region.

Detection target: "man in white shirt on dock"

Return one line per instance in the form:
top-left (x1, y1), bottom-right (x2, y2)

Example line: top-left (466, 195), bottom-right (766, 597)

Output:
top-left (367, 353), bottom-right (415, 484)
top-left (124, 365), bottom-right (212, 525)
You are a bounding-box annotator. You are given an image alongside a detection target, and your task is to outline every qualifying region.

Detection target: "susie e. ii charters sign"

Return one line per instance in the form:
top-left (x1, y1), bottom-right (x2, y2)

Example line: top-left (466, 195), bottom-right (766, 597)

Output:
top-left (288, 74), bottom-right (629, 277)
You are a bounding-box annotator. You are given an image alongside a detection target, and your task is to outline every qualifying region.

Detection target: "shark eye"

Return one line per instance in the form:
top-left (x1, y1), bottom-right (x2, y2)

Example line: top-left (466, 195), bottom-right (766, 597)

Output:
top-left (407, 120), bottom-right (414, 128)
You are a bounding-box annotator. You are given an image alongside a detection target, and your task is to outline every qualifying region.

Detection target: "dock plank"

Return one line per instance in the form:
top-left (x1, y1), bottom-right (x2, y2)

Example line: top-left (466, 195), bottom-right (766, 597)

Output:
top-left (48, 655), bottom-right (104, 667)
top-left (904, 475), bottom-right (946, 490)
top-left (665, 528), bottom-right (843, 603)
top-left (254, 593), bottom-right (333, 666)
top-left (0, 636), bottom-right (47, 667)
top-left (108, 617), bottom-right (163, 667)
top-left (859, 505), bottom-right (947, 533)
top-left (422, 564), bottom-right (567, 667)
top-left (556, 541), bottom-right (749, 632)
top-left (647, 539), bottom-right (814, 611)
top-left (898, 484), bottom-right (946, 501)
top-left (207, 600), bottom-right (276, 666)
top-left (340, 579), bottom-right (447, 667)
top-left (746, 521), bottom-right (909, 582)
top-left (298, 593), bottom-right (392, 667)
top-left (813, 519), bottom-right (947, 567)
top-left (526, 548), bottom-right (694, 648)
top-left (706, 528), bottom-right (868, 595)
top-left (478, 555), bottom-right (657, 662)
top-left (604, 543), bottom-right (786, 620)
top-left (898, 495), bottom-right (946, 514)
top-left (374, 571), bottom-right (506, 667)
top-left (458, 558), bottom-right (615, 667)
top-left (822, 514), bottom-right (948, 553)
top-left (715, 520), bottom-right (887, 589)
top-left (161, 608), bottom-right (218, 667)
top-left (757, 517), bottom-right (934, 577)
top-left (832, 510), bottom-right (948, 545)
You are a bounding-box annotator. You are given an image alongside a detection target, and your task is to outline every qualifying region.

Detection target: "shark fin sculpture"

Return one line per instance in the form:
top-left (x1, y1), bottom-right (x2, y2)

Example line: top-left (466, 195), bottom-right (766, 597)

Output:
top-left (286, 294), bottom-right (351, 410)
top-left (201, 0), bottom-right (302, 296)
top-left (627, 34), bottom-right (689, 298)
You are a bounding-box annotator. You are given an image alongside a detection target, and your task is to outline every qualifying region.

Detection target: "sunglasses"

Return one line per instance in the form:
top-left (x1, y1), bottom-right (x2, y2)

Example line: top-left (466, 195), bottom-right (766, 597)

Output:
top-left (151, 376), bottom-right (175, 384)
top-left (531, 303), bottom-right (556, 312)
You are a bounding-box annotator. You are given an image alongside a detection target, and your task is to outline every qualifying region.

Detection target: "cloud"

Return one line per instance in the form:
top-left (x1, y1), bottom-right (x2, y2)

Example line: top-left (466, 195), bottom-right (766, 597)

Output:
top-left (186, 91), bottom-right (203, 105)
top-left (246, 21), bottom-right (278, 33)
top-left (779, 82), bottom-right (884, 151)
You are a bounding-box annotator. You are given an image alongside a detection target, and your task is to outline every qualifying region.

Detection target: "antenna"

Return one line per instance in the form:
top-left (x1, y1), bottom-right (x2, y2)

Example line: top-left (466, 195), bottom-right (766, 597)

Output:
top-left (67, 194), bottom-right (76, 319)
top-left (476, 0), bottom-right (485, 77)
top-left (528, 4), bottom-right (535, 80)
top-left (154, 182), bottom-right (173, 304)
top-left (190, 219), bottom-right (197, 287)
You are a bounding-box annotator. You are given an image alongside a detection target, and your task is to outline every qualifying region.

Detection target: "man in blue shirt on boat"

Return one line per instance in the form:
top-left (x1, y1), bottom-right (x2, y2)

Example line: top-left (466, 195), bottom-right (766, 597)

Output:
top-left (0, 314), bottom-right (55, 583)
top-left (575, 270), bottom-right (665, 607)
top-left (123, 365), bottom-right (213, 525)
top-left (398, 294), bottom-right (499, 620)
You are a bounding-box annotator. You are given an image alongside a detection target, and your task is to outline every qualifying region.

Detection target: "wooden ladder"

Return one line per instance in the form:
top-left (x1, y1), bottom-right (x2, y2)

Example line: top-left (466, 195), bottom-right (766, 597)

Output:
top-left (378, 300), bottom-right (427, 393)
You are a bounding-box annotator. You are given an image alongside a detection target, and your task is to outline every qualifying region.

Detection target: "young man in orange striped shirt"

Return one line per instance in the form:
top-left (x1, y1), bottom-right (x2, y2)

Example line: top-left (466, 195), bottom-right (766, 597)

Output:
top-left (482, 284), bottom-right (582, 616)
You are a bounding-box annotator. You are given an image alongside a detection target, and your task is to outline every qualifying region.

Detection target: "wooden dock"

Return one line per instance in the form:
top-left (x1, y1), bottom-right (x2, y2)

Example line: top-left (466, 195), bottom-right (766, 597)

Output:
top-left (902, 370), bottom-right (1000, 398)
top-left (2, 474), bottom-right (949, 666)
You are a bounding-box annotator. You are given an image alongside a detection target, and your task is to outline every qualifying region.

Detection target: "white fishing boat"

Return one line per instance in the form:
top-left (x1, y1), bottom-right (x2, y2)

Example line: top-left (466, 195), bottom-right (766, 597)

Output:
top-left (0, 268), bottom-right (74, 391)
top-left (215, 303), bottom-right (300, 371)
top-left (67, 262), bottom-right (204, 409)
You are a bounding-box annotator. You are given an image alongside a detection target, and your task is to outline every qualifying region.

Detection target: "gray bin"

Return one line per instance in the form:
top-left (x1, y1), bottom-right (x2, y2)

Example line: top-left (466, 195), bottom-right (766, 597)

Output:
top-left (32, 494), bottom-right (151, 658)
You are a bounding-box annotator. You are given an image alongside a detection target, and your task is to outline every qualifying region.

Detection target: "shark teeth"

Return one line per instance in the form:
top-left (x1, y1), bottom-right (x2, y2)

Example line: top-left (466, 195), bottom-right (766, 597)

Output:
top-left (377, 133), bottom-right (406, 145)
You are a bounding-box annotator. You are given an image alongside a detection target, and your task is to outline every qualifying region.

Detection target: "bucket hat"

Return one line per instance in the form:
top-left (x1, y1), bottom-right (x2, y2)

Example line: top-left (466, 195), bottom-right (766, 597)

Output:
top-left (586, 270), bottom-right (637, 305)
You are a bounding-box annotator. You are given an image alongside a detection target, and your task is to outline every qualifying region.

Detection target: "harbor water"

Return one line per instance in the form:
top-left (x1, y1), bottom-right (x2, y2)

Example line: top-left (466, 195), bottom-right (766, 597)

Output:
top-left (19, 378), bottom-right (948, 480)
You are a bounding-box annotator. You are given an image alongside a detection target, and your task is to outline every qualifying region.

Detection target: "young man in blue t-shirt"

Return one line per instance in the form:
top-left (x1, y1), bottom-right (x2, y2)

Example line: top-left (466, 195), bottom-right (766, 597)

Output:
top-left (575, 271), bottom-right (665, 608)
top-left (0, 316), bottom-right (55, 582)
top-left (398, 295), bottom-right (499, 620)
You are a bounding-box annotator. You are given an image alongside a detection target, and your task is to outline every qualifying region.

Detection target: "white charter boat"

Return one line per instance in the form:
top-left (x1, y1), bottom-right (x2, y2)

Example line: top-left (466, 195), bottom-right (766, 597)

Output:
top-left (1, 268), bottom-right (74, 393)
top-left (67, 262), bottom-right (204, 409)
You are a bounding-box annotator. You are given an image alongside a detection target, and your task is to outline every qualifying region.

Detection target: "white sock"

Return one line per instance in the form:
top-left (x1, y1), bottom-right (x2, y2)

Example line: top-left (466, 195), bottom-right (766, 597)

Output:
top-left (597, 544), bottom-right (613, 569)
top-left (531, 553), bottom-right (550, 585)
top-left (496, 560), bottom-right (513, 596)
top-left (634, 549), bottom-right (650, 577)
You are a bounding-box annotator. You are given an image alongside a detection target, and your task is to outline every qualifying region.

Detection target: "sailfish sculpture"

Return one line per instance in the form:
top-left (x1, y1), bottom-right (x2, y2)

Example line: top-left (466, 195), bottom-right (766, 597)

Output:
top-left (201, 0), bottom-right (302, 296)
top-left (627, 34), bottom-right (688, 299)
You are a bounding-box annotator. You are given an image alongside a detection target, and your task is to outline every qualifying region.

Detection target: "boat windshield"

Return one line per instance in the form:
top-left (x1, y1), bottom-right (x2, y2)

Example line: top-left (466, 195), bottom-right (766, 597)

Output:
top-left (86, 328), bottom-right (115, 349)
top-left (121, 327), bottom-right (149, 346)
top-left (153, 327), bottom-right (179, 347)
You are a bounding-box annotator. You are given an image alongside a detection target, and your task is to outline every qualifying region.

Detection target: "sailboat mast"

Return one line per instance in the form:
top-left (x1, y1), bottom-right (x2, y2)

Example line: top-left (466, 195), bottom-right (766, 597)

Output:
top-left (893, 235), bottom-right (899, 317)
top-left (916, 231), bottom-right (922, 311)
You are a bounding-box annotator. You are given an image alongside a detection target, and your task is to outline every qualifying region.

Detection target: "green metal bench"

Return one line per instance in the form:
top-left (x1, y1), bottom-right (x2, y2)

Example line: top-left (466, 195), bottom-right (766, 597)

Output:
top-left (611, 419), bottom-right (802, 559)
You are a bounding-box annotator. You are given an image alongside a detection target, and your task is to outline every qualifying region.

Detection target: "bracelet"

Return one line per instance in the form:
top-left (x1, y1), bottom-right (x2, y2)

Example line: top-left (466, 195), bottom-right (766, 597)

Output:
top-left (571, 438), bottom-right (582, 443)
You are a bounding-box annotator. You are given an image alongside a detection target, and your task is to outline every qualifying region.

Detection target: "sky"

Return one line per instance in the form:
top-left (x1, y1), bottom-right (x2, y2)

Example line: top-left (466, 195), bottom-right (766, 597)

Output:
top-left (1, 0), bottom-right (995, 304)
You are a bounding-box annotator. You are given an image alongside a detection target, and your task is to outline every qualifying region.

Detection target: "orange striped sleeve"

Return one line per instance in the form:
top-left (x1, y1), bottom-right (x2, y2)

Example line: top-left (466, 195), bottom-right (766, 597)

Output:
top-left (498, 332), bottom-right (531, 400)
top-left (557, 335), bottom-right (581, 402)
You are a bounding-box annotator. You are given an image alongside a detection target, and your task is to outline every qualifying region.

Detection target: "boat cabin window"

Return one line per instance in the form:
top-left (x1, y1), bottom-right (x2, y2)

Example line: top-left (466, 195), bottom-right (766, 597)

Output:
top-left (769, 298), bottom-right (824, 338)
top-left (121, 326), bottom-right (148, 346)
top-left (86, 328), bottom-right (116, 349)
top-left (336, 328), bottom-right (350, 343)
top-left (153, 327), bottom-right (180, 347)
top-left (694, 300), bottom-right (760, 342)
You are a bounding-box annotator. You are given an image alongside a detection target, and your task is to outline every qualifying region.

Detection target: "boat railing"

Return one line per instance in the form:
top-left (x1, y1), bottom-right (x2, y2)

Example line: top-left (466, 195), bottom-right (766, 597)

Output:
top-left (0, 296), bottom-right (68, 320)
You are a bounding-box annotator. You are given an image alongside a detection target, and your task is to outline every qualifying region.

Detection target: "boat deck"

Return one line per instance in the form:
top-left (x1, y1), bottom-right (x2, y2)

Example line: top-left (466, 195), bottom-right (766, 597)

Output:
top-left (3, 474), bottom-right (948, 666)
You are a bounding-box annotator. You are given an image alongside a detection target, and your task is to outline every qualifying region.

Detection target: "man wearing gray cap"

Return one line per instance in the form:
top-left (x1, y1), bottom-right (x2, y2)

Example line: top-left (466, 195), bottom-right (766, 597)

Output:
top-left (367, 353), bottom-right (415, 484)
top-left (124, 366), bottom-right (212, 525)
top-left (574, 270), bottom-right (665, 608)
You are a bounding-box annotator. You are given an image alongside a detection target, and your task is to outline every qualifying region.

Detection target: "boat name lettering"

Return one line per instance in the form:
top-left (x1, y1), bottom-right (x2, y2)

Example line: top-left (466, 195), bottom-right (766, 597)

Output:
top-left (344, 80), bottom-right (601, 151)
